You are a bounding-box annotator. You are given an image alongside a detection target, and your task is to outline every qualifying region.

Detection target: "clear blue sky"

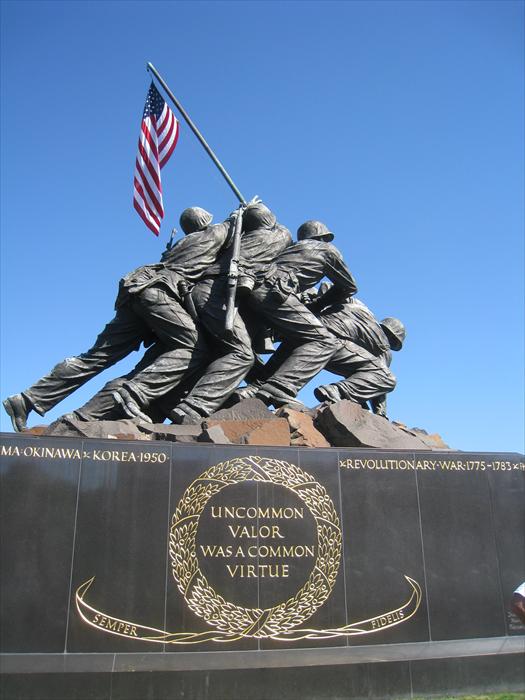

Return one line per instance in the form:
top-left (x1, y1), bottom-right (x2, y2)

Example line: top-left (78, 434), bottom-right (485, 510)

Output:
top-left (1, 0), bottom-right (523, 452)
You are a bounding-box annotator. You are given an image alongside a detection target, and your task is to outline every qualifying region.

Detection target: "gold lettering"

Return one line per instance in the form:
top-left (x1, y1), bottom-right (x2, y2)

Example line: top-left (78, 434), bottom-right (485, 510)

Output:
top-left (258, 525), bottom-right (284, 539)
top-left (89, 448), bottom-right (160, 463)
top-left (227, 524), bottom-right (285, 539)
top-left (199, 545), bottom-right (233, 557)
top-left (200, 545), bottom-right (216, 556)
top-left (238, 544), bottom-right (315, 558)
top-left (206, 506), bottom-right (304, 519)
top-left (93, 614), bottom-right (139, 637)
top-left (226, 564), bottom-right (290, 578)
top-left (0, 445), bottom-right (20, 456)
top-left (228, 525), bottom-right (252, 538)
top-left (227, 564), bottom-right (239, 577)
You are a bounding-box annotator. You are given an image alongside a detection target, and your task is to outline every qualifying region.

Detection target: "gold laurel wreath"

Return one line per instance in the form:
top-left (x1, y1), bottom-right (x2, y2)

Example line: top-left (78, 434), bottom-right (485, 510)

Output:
top-left (169, 456), bottom-right (342, 638)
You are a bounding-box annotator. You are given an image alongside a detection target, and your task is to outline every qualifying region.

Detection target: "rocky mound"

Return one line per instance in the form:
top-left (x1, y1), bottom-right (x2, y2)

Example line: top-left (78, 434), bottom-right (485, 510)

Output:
top-left (23, 398), bottom-right (450, 450)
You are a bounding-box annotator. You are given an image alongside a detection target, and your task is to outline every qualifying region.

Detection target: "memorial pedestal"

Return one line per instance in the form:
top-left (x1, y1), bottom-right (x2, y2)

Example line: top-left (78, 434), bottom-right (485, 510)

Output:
top-left (1, 434), bottom-right (524, 699)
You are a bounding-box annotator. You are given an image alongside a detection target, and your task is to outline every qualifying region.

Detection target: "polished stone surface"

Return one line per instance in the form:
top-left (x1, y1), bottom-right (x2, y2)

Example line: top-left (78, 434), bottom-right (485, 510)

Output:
top-left (2, 654), bottom-right (523, 700)
top-left (0, 673), bottom-right (112, 700)
top-left (165, 443), bottom-right (259, 652)
top-left (411, 652), bottom-right (525, 695)
top-left (339, 449), bottom-right (430, 646)
top-left (417, 457), bottom-right (506, 640)
top-left (486, 456), bottom-right (525, 636)
top-left (2, 636), bottom-right (524, 674)
top-left (1, 434), bottom-right (523, 675)
top-left (259, 446), bottom-right (348, 650)
top-left (108, 664), bottom-right (397, 700)
top-left (66, 440), bottom-right (171, 653)
top-left (0, 435), bottom-right (82, 653)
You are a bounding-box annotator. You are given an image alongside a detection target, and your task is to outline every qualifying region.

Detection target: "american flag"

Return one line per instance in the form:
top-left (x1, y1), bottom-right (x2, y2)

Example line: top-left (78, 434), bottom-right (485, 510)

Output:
top-left (133, 82), bottom-right (179, 235)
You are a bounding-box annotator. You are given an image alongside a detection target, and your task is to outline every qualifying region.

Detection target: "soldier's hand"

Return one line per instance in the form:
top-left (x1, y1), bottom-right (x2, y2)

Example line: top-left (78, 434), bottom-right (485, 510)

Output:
top-left (300, 290), bottom-right (316, 305)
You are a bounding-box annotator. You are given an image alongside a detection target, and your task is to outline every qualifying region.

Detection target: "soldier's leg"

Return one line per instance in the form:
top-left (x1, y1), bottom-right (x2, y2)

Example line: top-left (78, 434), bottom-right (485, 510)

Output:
top-left (239, 300), bottom-right (274, 354)
top-left (149, 371), bottom-right (203, 423)
top-left (370, 394), bottom-right (388, 417)
top-left (118, 287), bottom-right (209, 409)
top-left (3, 305), bottom-right (148, 430)
top-left (72, 344), bottom-right (166, 421)
top-left (247, 285), bottom-right (341, 405)
top-left (71, 378), bottom-right (128, 422)
top-left (315, 342), bottom-right (396, 404)
top-left (231, 341), bottom-right (296, 403)
top-left (173, 278), bottom-right (255, 420)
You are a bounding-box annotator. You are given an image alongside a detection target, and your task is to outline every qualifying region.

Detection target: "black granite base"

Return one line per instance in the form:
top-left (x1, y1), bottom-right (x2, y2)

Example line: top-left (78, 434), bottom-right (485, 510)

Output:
top-left (1, 653), bottom-right (524, 700)
top-left (1, 434), bottom-right (524, 698)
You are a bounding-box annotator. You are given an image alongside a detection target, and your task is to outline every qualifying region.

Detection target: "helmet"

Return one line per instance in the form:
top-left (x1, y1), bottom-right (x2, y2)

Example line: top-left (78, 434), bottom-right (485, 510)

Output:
top-left (179, 207), bottom-right (213, 234)
top-left (297, 220), bottom-right (334, 242)
top-left (243, 203), bottom-right (276, 231)
top-left (380, 317), bottom-right (406, 351)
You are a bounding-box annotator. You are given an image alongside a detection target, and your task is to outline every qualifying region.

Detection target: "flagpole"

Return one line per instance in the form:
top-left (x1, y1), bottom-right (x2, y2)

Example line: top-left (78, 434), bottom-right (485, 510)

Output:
top-left (147, 62), bottom-right (246, 205)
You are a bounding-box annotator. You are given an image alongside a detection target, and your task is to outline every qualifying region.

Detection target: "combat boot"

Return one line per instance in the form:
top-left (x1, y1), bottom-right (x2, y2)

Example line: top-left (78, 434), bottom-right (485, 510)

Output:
top-left (314, 384), bottom-right (341, 404)
top-left (112, 388), bottom-right (152, 424)
top-left (3, 393), bottom-right (32, 432)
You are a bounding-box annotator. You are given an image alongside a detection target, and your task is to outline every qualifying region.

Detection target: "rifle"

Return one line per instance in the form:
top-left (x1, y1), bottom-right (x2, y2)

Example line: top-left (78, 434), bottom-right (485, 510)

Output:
top-left (225, 205), bottom-right (244, 334)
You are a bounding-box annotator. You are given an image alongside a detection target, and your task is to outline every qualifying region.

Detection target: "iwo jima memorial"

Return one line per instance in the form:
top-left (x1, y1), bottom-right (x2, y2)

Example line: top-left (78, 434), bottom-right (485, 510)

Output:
top-left (1, 64), bottom-right (524, 700)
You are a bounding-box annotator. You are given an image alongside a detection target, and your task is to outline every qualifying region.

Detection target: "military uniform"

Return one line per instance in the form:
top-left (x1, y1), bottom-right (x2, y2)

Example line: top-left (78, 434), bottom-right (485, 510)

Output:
top-left (116, 218), bottom-right (235, 409)
top-left (174, 204), bottom-right (293, 419)
top-left (243, 235), bottom-right (358, 406)
top-left (316, 299), bottom-right (402, 414)
top-left (4, 210), bottom-right (231, 429)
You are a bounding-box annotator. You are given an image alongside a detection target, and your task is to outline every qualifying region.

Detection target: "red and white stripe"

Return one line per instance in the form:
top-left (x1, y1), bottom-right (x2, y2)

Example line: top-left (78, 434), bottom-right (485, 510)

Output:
top-left (133, 102), bottom-right (179, 235)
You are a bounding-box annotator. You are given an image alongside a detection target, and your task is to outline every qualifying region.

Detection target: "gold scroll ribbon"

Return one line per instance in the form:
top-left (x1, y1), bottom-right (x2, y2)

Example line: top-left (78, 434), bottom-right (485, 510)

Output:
top-left (75, 575), bottom-right (422, 645)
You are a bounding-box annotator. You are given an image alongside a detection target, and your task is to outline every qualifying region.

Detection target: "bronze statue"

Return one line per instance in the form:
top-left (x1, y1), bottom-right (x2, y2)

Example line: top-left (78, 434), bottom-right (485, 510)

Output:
top-left (233, 285), bottom-right (405, 418)
top-left (314, 300), bottom-right (405, 418)
top-left (231, 221), bottom-right (358, 409)
top-left (2, 206), bottom-right (235, 431)
top-left (2, 66), bottom-right (408, 431)
top-left (4, 208), bottom-right (407, 430)
top-left (113, 203), bottom-right (292, 423)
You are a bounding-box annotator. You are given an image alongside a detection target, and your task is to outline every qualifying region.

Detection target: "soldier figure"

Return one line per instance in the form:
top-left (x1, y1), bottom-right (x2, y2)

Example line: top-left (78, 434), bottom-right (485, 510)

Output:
top-left (313, 297), bottom-right (406, 418)
top-left (2, 206), bottom-right (234, 431)
top-left (233, 220), bottom-right (358, 408)
top-left (3, 207), bottom-right (405, 430)
top-left (237, 291), bottom-right (404, 418)
top-left (117, 202), bottom-right (293, 423)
